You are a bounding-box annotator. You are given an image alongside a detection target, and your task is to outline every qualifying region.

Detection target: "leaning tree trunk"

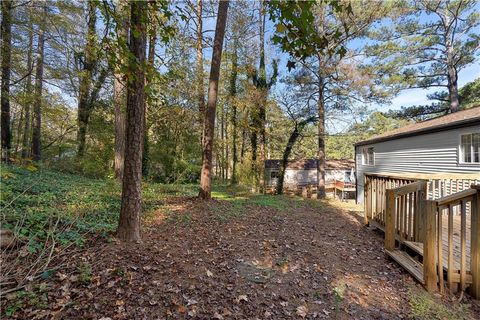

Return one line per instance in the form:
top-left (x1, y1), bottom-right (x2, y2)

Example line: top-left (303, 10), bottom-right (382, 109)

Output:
top-left (31, 5), bottom-right (47, 162)
top-left (198, 0), bottom-right (229, 200)
top-left (317, 73), bottom-right (326, 199)
top-left (116, 0), bottom-right (147, 242)
top-left (77, 1), bottom-right (97, 157)
top-left (277, 124), bottom-right (300, 195)
top-left (114, 1), bottom-right (129, 182)
top-left (21, 16), bottom-right (34, 159)
top-left (1, 0), bottom-right (13, 161)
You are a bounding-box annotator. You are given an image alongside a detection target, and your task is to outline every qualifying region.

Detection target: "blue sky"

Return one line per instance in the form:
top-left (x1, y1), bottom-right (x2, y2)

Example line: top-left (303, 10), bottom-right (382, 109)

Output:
top-left (257, 2), bottom-right (480, 114)
top-left (387, 64), bottom-right (479, 110)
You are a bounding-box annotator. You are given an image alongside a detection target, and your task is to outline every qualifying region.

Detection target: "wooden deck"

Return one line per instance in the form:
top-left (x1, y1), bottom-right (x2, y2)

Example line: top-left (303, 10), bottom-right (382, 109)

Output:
top-left (364, 174), bottom-right (480, 297)
top-left (372, 213), bottom-right (472, 272)
top-left (371, 215), bottom-right (472, 272)
top-left (404, 213), bottom-right (471, 272)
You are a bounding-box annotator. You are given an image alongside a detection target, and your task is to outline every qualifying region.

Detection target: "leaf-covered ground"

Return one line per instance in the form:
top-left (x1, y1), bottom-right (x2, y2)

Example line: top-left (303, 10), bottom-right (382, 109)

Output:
top-left (1, 166), bottom-right (479, 319)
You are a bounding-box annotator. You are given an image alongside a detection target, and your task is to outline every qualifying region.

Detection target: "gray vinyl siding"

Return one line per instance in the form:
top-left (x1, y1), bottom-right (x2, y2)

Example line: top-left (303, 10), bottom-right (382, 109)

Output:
top-left (356, 124), bottom-right (480, 203)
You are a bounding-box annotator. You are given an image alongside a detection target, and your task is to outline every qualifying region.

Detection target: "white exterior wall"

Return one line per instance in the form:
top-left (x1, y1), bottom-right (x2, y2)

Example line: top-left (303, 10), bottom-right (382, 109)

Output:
top-left (266, 168), bottom-right (350, 187)
top-left (283, 169), bottom-right (318, 186)
top-left (356, 125), bottom-right (480, 203)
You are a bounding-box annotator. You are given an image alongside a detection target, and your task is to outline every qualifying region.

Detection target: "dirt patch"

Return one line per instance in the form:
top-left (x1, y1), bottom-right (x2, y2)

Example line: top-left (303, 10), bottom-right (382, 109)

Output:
top-left (3, 195), bottom-right (479, 319)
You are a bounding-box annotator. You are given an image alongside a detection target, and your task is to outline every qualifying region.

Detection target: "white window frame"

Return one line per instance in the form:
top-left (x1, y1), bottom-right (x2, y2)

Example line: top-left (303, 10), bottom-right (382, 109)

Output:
top-left (362, 147), bottom-right (375, 166)
top-left (458, 131), bottom-right (480, 165)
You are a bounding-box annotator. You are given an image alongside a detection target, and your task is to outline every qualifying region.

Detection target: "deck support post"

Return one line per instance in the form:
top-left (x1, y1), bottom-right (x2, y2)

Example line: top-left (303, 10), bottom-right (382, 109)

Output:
top-left (424, 200), bottom-right (437, 292)
top-left (385, 189), bottom-right (395, 251)
top-left (471, 186), bottom-right (480, 299)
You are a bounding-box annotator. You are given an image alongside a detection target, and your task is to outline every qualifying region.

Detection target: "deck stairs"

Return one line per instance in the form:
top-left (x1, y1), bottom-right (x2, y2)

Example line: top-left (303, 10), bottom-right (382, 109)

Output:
top-left (386, 241), bottom-right (473, 286)
top-left (386, 244), bottom-right (425, 284)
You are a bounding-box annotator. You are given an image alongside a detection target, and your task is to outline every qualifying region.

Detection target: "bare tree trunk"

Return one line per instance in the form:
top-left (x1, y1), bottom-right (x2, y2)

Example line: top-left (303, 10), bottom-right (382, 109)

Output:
top-left (31, 5), bottom-right (47, 162)
top-left (198, 0), bottom-right (229, 199)
top-left (220, 101), bottom-right (225, 180)
top-left (114, 2), bottom-right (129, 182)
top-left (77, 2), bottom-right (96, 157)
top-left (114, 84), bottom-right (126, 181)
top-left (196, 0), bottom-right (205, 129)
top-left (21, 16), bottom-right (34, 160)
top-left (14, 107), bottom-right (23, 154)
top-left (230, 39), bottom-right (238, 184)
top-left (1, 0), bottom-right (13, 161)
top-left (317, 71), bottom-right (326, 199)
top-left (116, 0), bottom-right (147, 242)
top-left (258, 3), bottom-right (267, 193)
top-left (143, 28), bottom-right (156, 178)
top-left (225, 105), bottom-right (229, 180)
top-left (441, 8), bottom-right (460, 113)
top-left (240, 127), bottom-right (246, 164)
top-left (446, 44), bottom-right (459, 113)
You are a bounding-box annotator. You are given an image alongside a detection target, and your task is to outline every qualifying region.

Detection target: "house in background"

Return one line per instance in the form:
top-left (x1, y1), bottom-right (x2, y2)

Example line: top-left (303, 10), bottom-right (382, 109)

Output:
top-left (265, 159), bottom-right (355, 197)
top-left (355, 106), bottom-right (480, 203)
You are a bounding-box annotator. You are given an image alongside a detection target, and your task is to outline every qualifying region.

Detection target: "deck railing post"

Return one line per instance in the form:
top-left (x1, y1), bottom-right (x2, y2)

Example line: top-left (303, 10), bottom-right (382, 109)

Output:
top-left (424, 200), bottom-right (437, 292)
top-left (471, 186), bottom-right (480, 299)
top-left (385, 189), bottom-right (395, 251)
top-left (364, 175), bottom-right (370, 225)
top-left (416, 180), bottom-right (427, 243)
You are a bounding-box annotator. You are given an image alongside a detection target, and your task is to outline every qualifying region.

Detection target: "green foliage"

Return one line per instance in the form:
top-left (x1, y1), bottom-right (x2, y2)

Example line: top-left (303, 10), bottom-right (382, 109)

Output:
top-left (460, 78), bottom-right (480, 107)
top-left (366, 0), bottom-right (479, 95)
top-left (0, 165), bottom-right (200, 251)
top-left (78, 262), bottom-right (92, 284)
top-left (0, 165), bottom-right (121, 250)
top-left (268, 0), bottom-right (352, 68)
top-left (4, 285), bottom-right (49, 317)
top-left (326, 134), bottom-right (359, 159)
top-left (324, 111), bottom-right (410, 159)
top-left (387, 78), bottom-right (480, 121)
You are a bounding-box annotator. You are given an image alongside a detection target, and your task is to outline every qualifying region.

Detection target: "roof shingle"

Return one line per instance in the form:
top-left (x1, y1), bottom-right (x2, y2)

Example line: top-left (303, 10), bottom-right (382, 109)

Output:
top-left (265, 159), bottom-right (354, 170)
top-left (356, 106), bottom-right (480, 146)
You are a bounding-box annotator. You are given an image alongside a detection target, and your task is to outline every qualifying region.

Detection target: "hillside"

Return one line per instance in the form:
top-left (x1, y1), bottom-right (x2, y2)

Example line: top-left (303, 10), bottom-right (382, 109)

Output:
top-left (1, 166), bottom-right (478, 319)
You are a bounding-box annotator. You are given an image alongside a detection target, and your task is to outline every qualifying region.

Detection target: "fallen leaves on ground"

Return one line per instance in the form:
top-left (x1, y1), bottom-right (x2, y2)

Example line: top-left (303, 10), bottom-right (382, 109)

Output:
top-left (3, 195), bottom-right (479, 319)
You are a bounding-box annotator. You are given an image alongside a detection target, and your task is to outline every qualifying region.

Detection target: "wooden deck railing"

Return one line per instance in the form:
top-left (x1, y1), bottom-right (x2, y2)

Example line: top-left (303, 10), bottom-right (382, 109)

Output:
top-left (382, 180), bottom-right (480, 298)
top-left (365, 172), bottom-right (480, 226)
top-left (427, 178), bottom-right (480, 200)
top-left (364, 174), bottom-right (417, 226)
top-left (384, 180), bottom-right (427, 250)
top-left (423, 186), bottom-right (480, 296)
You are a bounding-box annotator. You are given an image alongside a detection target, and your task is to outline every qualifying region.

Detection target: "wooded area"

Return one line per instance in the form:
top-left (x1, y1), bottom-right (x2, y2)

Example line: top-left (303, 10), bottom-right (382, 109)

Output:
top-left (1, 0), bottom-right (479, 318)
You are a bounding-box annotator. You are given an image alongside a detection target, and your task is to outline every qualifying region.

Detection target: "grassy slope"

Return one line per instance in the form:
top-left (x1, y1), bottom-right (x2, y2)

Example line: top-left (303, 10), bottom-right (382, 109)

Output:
top-left (0, 165), bottom-right (198, 250)
top-left (1, 165), bottom-right (306, 249)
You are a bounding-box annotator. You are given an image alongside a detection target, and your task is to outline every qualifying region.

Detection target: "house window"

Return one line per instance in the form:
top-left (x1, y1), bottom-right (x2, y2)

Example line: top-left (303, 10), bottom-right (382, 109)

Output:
top-left (460, 133), bottom-right (480, 164)
top-left (270, 171), bottom-right (279, 179)
top-left (362, 147), bottom-right (374, 166)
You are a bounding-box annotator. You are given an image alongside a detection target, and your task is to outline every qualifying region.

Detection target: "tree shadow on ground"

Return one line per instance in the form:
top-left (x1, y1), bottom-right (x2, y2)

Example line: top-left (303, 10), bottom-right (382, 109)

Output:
top-left (4, 187), bottom-right (479, 319)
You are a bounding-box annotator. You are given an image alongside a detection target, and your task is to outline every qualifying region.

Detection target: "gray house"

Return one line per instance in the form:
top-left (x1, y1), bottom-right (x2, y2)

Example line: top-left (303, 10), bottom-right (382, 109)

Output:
top-left (355, 106), bottom-right (480, 203)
